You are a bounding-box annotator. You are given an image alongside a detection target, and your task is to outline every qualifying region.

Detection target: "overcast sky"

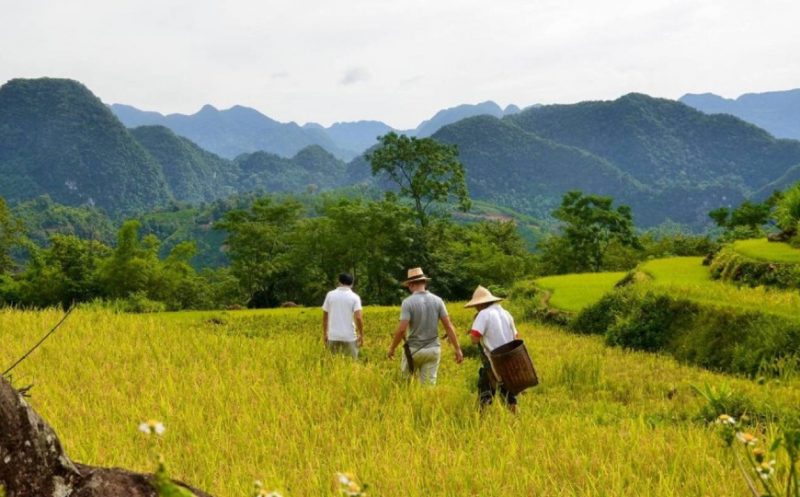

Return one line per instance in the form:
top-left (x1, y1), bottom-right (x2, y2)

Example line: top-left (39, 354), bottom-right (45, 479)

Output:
top-left (1, 0), bottom-right (798, 129)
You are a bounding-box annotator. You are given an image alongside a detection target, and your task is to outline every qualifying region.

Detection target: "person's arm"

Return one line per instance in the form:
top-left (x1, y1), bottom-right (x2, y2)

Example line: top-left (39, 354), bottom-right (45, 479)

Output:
top-left (355, 309), bottom-right (364, 346)
top-left (322, 311), bottom-right (329, 345)
top-left (387, 320), bottom-right (409, 359)
top-left (509, 312), bottom-right (520, 339)
top-left (440, 315), bottom-right (464, 364)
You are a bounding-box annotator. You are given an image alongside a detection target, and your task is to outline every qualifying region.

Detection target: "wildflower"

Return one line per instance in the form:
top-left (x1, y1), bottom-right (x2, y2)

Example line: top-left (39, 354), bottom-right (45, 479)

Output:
top-left (334, 472), bottom-right (366, 496)
top-left (755, 459), bottom-right (776, 481)
top-left (253, 480), bottom-right (282, 497)
top-left (735, 432), bottom-right (757, 446)
top-left (138, 419), bottom-right (166, 436)
top-left (752, 447), bottom-right (766, 463)
top-left (716, 414), bottom-right (736, 426)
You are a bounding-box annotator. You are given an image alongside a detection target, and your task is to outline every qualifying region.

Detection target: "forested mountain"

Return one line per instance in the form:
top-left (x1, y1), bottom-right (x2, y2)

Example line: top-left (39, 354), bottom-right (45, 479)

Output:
top-left (5, 77), bottom-right (800, 230)
top-left (130, 125), bottom-right (239, 203)
top-left (0, 78), bottom-right (172, 214)
top-left (493, 94), bottom-right (800, 225)
top-left (680, 89), bottom-right (800, 141)
top-left (235, 145), bottom-right (348, 193)
top-left (431, 115), bottom-right (648, 216)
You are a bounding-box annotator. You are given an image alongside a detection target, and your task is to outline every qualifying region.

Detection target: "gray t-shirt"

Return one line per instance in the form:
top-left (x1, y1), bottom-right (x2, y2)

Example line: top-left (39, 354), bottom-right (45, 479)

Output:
top-left (400, 291), bottom-right (448, 349)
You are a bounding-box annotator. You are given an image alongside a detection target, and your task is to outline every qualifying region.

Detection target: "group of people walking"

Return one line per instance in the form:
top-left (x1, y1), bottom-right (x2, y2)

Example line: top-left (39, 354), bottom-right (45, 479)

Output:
top-left (321, 267), bottom-right (521, 410)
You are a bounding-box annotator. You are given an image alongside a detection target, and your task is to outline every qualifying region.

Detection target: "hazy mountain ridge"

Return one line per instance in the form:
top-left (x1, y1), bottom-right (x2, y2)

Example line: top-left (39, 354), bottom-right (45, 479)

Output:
top-left (680, 89), bottom-right (800, 141)
top-left (111, 100), bottom-right (523, 161)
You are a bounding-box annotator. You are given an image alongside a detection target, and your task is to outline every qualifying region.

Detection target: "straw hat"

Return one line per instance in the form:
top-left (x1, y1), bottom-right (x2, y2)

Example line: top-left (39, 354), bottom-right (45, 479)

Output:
top-left (403, 267), bottom-right (431, 286)
top-left (464, 285), bottom-right (504, 308)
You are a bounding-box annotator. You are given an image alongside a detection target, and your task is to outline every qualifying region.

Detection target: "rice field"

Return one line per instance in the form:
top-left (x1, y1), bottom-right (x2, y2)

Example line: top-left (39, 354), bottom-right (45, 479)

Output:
top-left (732, 238), bottom-right (800, 263)
top-left (2, 305), bottom-right (797, 496)
top-left (534, 272), bottom-right (627, 312)
top-left (639, 256), bottom-right (800, 319)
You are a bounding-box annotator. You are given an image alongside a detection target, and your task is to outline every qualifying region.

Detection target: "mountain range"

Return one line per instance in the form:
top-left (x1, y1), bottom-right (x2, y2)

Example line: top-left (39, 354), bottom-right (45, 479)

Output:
top-left (3, 77), bottom-right (800, 229)
top-left (680, 89), bottom-right (800, 141)
top-left (110, 99), bottom-right (522, 161)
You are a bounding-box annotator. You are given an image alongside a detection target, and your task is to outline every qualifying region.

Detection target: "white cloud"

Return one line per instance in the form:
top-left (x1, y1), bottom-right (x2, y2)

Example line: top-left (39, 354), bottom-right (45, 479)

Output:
top-left (0, 0), bottom-right (799, 128)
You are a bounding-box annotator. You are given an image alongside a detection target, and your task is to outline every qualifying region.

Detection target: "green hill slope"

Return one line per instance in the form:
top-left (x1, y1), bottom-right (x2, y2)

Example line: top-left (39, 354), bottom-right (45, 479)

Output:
top-left (0, 78), bottom-right (172, 214)
top-left (130, 125), bottom-right (239, 203)
top-left (432, 115), bottom-right (649, 218)
top-left (235, 145), bottom-right (347, 193)
top-left (508, 93), bottom-right (800, 189)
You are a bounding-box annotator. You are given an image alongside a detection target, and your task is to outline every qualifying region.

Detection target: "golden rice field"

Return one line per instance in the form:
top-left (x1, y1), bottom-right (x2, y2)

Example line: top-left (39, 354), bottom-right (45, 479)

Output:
top-left (2, 305), bottom-right (799, 496)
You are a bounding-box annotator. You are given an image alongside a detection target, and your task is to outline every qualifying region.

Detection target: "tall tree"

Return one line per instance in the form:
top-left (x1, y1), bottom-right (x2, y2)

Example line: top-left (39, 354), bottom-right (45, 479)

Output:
top-left (0, 197), bottom-right (23, 275)
top-left (215, 197), bottom-right (304, 307)
top-left (366, 132), bottom-right (471, 227)
top-left (552, 191), bottom-right (639, 272)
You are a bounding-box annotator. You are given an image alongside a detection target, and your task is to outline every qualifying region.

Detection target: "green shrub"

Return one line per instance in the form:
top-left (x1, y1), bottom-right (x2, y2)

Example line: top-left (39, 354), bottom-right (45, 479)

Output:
top-left (775, 182), bottom-right (800, 231)
top-left (570, 289), bottom-right (629, 335)
top-left (605, 291), bottom-right (696, 352)
top-left (575, 286), bottom-right (800, 376)
top-left (709, 246), bottom-right (800, 290)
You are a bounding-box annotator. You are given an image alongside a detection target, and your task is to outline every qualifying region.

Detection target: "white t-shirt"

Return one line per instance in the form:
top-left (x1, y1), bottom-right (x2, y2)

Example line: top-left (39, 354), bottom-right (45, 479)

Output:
top-left (470, 303), bottom-right (517, 354)
top-left (322, 287), bottom-right (362, 342)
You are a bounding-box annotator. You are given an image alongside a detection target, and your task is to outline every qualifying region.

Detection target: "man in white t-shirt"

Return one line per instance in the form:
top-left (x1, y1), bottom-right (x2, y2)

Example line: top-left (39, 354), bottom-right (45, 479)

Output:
top-left (465, 285), bottom-right (520, 412)
top-left (322, 273), bottom-right (364, 359)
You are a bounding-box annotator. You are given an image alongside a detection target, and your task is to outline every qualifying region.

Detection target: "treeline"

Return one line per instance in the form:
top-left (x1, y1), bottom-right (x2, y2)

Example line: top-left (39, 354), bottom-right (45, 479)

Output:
top-left (0, 190), bottom-right (726, 311)
top-left (0, 195), bottom-right (535, 310)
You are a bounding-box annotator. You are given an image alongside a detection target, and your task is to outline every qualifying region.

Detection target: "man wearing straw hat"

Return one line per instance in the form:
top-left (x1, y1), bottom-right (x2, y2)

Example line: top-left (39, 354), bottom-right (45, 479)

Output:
top-left (387, 267), bottom-right (464, 384)
top-left (465, 285), bottom-right (520, 412)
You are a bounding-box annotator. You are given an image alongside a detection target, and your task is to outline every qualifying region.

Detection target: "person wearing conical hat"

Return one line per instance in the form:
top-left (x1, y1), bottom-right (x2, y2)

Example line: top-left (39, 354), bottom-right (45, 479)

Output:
top-left (387, 267), bottom-right (464, 384)
top-left (466, 285), bottom-right (520, 412)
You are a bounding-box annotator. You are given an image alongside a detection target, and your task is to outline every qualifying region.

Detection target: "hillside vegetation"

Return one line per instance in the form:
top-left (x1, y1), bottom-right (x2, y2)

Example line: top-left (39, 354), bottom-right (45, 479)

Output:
top-left (2, 306), bottom-right (798, 496)
top-left (0, 78), bottom-right (172, 214)
top-left (570, 256), bottom-right (800, 375)
top-left (6, 79), bottom-right (800, 228)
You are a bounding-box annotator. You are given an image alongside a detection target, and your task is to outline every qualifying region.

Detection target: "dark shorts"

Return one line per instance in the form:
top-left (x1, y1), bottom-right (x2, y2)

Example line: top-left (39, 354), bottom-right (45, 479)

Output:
top-left (477, 362), bottom-right (517, 406)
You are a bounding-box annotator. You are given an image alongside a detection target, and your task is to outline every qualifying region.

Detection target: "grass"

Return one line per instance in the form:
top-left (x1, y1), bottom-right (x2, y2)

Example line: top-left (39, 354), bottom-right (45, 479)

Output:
top-left (534, 272), bottom-right (627, 312)
top-left (639, 256), bottom-right (710, 284)
top-left (3, 306), bottom-right (798, 496)
top-left (733, 238), bottom-right (800, 263)
top-left (638, 256), bottom-right (800, 319)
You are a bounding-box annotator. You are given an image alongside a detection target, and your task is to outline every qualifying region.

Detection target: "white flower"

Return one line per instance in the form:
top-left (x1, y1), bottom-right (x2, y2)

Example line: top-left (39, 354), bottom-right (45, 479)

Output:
top-left (138, 419), bottom-right (166, 436)
top-left (735, 432), bottom-right (757, 446)
top-left (756, 460), bottom-right (776, 480)
top-left (716, 414), bottom-right (736, 426)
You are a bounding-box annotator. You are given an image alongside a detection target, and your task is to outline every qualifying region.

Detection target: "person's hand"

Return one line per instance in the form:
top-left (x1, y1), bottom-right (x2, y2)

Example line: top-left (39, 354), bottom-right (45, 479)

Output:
top-left (454, 349), bottom-right (464, 364)
top-left (357, 335), bottom-right (364, 347)
top-left (387, 347), bottom-right (395, 360)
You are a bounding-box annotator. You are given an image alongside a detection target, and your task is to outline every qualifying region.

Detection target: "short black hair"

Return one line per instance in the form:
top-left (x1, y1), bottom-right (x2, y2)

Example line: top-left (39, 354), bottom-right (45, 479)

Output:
top-left (339, 273), bottom-right (354, 286)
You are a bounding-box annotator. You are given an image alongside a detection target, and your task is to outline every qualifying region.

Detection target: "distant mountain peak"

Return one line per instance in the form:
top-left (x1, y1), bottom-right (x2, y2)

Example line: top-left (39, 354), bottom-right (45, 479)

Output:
top-left (198, 104), bottom-right (218, 113)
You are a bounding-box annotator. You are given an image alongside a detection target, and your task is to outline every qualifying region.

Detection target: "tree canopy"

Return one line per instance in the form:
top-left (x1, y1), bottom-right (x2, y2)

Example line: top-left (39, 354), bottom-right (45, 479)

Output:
top-left (366, 132), bottom-right (471, 227)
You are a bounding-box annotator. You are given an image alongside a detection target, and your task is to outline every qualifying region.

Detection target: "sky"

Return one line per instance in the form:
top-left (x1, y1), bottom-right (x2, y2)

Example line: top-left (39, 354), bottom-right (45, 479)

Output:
top-left (1, 0), bottom-right (799, 129)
